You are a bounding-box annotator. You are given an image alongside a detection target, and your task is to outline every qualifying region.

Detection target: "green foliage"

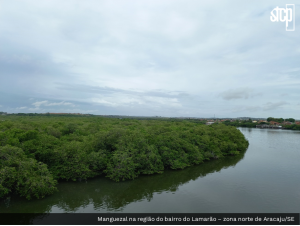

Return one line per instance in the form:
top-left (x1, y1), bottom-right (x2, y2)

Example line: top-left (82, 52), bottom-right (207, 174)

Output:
top-left (0, 130), bottom-right (20, 147)
top-left (2, 121), bottom-right (14, 129)
top-left (0, 145), bottom-right (57, 200)
top-left (267, 117), bottom-right (284, 123)
top-left (105, 150), bottom-right (138, 182)
top-left (47, 126), bottom-right (62, 138)
top-left (223, 120), bottom-right (257, 128)
top-left (19, 130), bottom-right (38, 142)
top-left (283, 124), bottom-right (300, 130)
top-left (0, 115), bottom-right (249, 198)
top-left (62, 123), bottom-right (78, 135)
top-left (285, 118), bottom-right (295, 123)
top-left (47, 141), bottom-right (96, 181)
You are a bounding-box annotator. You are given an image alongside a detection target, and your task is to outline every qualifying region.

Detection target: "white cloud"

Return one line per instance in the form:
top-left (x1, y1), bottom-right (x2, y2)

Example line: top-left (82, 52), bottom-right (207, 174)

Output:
top-left (45, 101), bottom-right (75, 107)
top-left (32, 100), bottom-right (75, 108)
top-left (1, 0), bottom-right (300, 118)
top-left (91, 98), bottom-right (118, 107)
top-left (90, 95), bottom-right (181, 109)
top-left (220, 88), bottom-right (254, 100)
top-left (32, 101), bottom-right (48, 108)
top-left (231, 105), bottom-right (261, 113)
top-left (263, 101), bottom-right (288, 111)
top-left (16, 106), bottom-right (27, 110)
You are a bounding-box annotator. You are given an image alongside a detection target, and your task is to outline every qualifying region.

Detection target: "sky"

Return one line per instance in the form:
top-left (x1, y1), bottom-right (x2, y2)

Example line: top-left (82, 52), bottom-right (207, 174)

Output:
top-left (0, 0), bottom-right (300, 118)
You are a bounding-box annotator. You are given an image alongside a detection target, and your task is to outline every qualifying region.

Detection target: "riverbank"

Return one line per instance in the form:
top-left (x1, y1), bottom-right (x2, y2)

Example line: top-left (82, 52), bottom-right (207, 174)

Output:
top-left (222, 121), bottom-right (300, 131)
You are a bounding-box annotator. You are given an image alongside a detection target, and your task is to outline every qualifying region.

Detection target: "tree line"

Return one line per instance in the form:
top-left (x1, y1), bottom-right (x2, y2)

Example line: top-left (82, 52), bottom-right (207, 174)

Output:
top-left (267, 117), bottom-right (295, 123)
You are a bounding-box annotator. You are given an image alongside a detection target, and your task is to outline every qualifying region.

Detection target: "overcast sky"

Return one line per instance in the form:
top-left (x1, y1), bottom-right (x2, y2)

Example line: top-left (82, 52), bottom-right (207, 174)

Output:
top-left (1, 0), bottom-right (299, 118)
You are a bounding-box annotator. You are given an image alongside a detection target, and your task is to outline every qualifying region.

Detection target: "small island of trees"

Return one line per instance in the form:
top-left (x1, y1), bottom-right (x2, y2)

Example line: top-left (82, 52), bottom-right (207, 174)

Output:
top-left (0, 115), bottom-right (249, 200)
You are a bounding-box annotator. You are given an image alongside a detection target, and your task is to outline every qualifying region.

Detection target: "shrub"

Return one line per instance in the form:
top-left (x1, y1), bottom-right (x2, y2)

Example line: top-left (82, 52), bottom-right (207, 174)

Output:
top-left (0, 145), bottom-right (57, 200)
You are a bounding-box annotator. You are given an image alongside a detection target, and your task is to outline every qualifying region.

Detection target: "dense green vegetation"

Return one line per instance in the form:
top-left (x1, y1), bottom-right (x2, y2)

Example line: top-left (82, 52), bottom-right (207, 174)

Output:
top-left (282, 124), bottom-right (300, 130)
top-left (0, 115), bottom-right (248, 200)
top-left (267, 117), bottom-right (284, 123)
top-left (223, 120), bottom-right (257, 128)
top-left (0, 146), bottom-right (57, 200)
top-left (284, 118), bottom-right (296, 123)
top-left (267, 117), bottom-right (295, 123)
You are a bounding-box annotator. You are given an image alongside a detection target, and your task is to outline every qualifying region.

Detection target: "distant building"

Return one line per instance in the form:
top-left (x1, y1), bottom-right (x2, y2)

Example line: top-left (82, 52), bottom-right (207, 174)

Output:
top-left (270, 121), bottom-right (280, 125)
top-left (206, 122), bottom-right (215, 125)
top-left (258, 120), bottom-right (267, 123)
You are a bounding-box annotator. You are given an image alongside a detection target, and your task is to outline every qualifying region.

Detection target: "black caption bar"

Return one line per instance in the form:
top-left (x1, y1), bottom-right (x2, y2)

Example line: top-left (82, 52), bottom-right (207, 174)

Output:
top-left (1, 213), bottom-right (299, 225)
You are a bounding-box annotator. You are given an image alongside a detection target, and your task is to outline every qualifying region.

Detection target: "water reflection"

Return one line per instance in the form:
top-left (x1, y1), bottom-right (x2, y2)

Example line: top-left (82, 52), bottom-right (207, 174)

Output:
top-left (0, 150), bottom-right (246, 214)
top-left (56, 150), bottom-right (246, 212)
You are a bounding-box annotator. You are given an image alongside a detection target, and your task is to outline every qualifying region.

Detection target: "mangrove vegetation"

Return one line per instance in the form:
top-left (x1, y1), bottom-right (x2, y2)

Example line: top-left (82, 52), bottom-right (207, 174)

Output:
top-left (0, 115), bottom-right (249, 200)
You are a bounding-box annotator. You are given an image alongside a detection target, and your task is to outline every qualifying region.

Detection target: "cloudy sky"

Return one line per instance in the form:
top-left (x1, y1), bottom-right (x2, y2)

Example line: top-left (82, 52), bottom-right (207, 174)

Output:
top-left (1, 0), bottom-right (299, 118)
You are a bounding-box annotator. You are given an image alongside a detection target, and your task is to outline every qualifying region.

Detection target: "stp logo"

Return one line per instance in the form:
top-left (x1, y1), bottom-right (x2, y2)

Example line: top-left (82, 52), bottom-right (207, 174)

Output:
top-left (270, 4), bottom-right (295, 31)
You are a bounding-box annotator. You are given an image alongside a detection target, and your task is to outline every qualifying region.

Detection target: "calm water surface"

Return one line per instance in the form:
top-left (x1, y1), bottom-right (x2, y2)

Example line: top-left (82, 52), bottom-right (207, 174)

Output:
top-left (1, 128), bottom-right (300, 213)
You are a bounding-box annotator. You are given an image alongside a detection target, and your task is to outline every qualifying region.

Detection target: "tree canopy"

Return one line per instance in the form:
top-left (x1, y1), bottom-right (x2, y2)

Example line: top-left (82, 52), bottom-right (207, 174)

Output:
top-left (285, 118), bottom-right (295, 123)
top-left (0, 115), bottom-right (249, 199)
top-left (267, 117), bottom-right (284, 123)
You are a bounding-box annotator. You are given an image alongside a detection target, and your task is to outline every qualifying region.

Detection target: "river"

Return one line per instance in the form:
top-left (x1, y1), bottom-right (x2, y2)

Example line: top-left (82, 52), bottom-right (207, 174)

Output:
top-left (1, 128), bottom-right (299, 213)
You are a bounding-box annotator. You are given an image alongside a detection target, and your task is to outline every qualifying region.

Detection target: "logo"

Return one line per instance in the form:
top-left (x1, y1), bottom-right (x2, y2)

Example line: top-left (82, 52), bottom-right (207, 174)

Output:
top-left (270, 4), bottom-right (295, 31)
